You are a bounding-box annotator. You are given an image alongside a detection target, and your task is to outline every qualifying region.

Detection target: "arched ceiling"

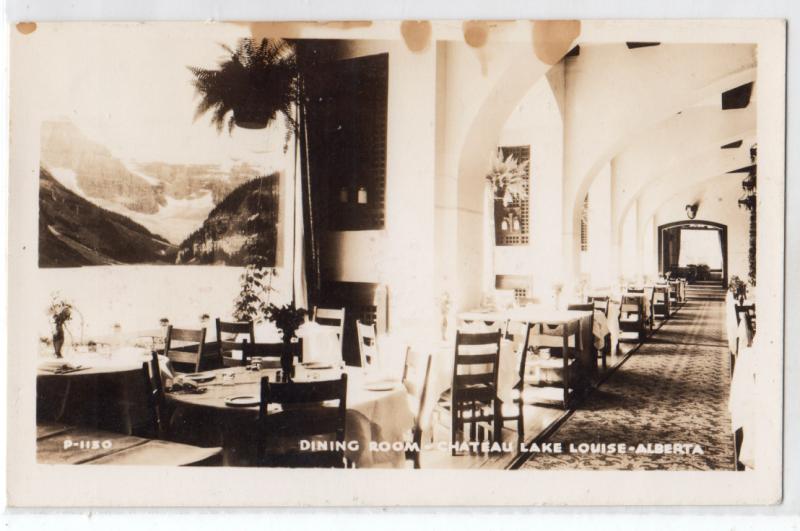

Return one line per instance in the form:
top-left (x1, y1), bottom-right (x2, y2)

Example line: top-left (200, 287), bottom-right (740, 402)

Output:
top-left (564, 43), bottom-right (757, 242)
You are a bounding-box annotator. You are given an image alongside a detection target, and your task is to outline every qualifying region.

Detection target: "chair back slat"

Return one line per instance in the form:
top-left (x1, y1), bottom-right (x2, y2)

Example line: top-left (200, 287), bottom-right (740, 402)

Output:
top-left (567, 303), bottom-right (594, 312)
top-left (454, 373), bottom-right (495, 386)
top-left (455, 353), bottom-right (498, 365)
top-left (455, 331), bottom-right (502, 346)
top-left (169, 327), bottom-right (205, 342)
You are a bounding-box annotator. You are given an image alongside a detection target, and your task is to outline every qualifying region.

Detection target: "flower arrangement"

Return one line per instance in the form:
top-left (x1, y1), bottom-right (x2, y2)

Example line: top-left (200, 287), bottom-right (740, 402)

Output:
top-left (46, 293), bottom-right (73, 357)
top-left (47, 294), bottom-right (73, 327)
top-left (264, 303), bottom-right (308, 342)
top-left (486, 150), bottom-right (529, 206)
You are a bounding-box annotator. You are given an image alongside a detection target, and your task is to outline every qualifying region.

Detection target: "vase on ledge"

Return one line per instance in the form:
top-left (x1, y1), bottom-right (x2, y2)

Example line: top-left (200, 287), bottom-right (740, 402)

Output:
top-left (52, 323), bottom-right (64, 358)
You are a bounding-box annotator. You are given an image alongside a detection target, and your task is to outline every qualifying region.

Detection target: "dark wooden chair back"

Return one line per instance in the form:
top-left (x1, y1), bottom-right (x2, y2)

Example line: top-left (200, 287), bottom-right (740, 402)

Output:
top-left (452, 331), bottom-right (501, 398)
top-left (258, 374), bottom-right (348, 468)
top-left (164, 326), bottom-right (209, 373)
top-left (215, 318), bottom-right (255, 360)
top-left (141, 351), bottom-right (167, 439)
top-left (567, 303), bottom-right (594, 312)
top-left (240, 340), bottom-right (302, 365)
top-left (588, 296), bottom-right (610, 316)
top-left (620, 295), bottom-right (644, 315)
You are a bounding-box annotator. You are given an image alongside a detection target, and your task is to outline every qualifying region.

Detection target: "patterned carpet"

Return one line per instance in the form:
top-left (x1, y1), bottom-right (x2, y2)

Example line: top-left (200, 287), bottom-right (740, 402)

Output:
top-left (519, 299), bottom-right (735, 471)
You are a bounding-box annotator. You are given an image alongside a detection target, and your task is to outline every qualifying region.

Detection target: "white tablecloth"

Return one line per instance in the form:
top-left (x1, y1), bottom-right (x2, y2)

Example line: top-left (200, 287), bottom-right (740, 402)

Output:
top-left (729, 345), bottom-right (756, 469)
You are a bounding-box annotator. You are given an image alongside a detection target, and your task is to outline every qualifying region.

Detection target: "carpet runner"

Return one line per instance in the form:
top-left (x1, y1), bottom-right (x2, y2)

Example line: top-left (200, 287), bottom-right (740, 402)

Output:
top-left (519, 299), bottom-right (734, 471)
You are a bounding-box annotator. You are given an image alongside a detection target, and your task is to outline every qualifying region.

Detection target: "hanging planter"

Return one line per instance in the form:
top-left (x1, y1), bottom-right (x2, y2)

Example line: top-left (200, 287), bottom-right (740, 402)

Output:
top-left (190, 38), bottom-right (299, 134)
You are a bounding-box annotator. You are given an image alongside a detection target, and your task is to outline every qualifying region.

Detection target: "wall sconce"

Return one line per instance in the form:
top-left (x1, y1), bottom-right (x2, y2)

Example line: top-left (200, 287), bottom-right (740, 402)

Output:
top-left (357, 186), bottom-right (368, 204)
top-left (339, 187), bottom-right (348, 203)
top-left (685, 203), bottom-right (698, 220)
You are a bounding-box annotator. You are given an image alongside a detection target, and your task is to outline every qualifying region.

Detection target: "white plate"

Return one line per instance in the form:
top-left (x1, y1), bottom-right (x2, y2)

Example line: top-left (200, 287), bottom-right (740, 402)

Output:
top-left (224, 395), bottom-right (260, 407)
top-left (364, 381), bottom-right (397, 392)
top-left (185, 372), bottom-right (215, 383)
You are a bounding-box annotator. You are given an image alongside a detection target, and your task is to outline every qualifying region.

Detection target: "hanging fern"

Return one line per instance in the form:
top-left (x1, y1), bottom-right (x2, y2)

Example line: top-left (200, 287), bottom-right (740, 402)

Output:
top-left (189, 38), bottom-right (299, 135)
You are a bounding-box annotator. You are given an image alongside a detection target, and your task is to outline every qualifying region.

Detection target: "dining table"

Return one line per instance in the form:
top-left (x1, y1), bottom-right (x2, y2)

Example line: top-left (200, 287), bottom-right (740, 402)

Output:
top-left (622, 290), bottom-right (653, 321)
top-left (36, 348), bottom-right (156, 435)
top-left (458, 306), bottom-right (599, 376)
top-left (165, 365), bottom-right (414, 468)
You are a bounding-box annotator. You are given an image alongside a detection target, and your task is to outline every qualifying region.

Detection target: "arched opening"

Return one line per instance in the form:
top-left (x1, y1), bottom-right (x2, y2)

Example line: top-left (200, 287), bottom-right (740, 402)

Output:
top-left (658, 220), bottom-right (728, 287)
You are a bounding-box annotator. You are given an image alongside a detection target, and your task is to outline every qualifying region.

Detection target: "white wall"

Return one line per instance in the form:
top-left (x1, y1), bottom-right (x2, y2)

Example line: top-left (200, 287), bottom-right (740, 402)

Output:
top-left (494, 66), bottom-right (565, 301)
top-left (320, 40), bottom-right (439, 339)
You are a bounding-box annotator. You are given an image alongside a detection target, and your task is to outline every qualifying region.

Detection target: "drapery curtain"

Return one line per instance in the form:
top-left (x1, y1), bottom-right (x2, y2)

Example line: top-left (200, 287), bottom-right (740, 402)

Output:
top-left (291, 104), bottom-right (308, 311)
top-left (663, 228), bottom-right (681, 270)
top-left (298, 88), bottom-right (322, 311)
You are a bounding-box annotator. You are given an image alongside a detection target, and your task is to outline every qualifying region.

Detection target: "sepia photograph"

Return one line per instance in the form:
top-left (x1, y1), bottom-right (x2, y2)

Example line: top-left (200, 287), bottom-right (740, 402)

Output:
top-left (6, 18), bottom-right (786, 507)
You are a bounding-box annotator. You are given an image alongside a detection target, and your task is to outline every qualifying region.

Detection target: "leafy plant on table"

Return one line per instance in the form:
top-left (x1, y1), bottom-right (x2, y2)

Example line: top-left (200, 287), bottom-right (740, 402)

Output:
top-left (264, 303), bottom-right (308, 342)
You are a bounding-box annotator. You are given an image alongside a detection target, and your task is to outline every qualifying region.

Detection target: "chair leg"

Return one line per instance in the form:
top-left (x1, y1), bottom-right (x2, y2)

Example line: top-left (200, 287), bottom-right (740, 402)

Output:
top-left (517, 408), bottom-right (525, 453)
top-left (493, 400), bottom-right (502, 445)
top-left (451, 404), bottom-right (458, 456)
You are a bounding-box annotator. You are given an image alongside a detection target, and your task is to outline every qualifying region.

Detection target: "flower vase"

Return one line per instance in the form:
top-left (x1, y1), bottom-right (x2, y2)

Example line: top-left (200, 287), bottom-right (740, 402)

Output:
top-left (52, 323), bottom-right (64, 358)
top-left (280, 338), bottom-right (294, 382)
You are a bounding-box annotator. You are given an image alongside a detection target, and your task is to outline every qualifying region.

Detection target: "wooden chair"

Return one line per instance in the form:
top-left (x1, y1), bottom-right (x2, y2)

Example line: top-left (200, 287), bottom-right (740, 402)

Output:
top-left (313, 306), bottom-right (346, 358)
top-left (502, 322), bottom-right (535, 451)
top-left (240, 340), bottom-right (302, 366)
top-left (164, 326), bottom-right (214, 373)
top-left (215, 318), bottom-right (255, 366)
top-left (588, 296), bottom-right (610, 316)
top-left (525, 319), bottom-right (582, 410)
top-left (450, 331), bottom-right (502, 456)
top-left (568, 303), bottom-right (598, 375)
top-left (355, 320), bottom-right (378, 369)
top-left (652, 286), bottom-right (670, 320)
top-left (139, 354), bottom-right (223, 465)
top-left (619, 295), bottom-right (646, 343)
top-left (257, 374), bottom-right (348, 468)
top-left (402, 349), bottom-right (433, 468)
top-left (142, 352), bottom-right (167, 439)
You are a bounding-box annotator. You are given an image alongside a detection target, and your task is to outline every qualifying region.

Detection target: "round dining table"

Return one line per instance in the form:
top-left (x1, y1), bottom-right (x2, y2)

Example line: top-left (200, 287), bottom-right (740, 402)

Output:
top-left (165, 365), bottom-right (415, 468)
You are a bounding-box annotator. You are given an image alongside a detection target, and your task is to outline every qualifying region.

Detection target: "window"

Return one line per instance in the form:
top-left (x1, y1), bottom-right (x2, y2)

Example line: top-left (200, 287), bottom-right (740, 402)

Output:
top-left (496, 146), bottom-right (530, 246)
top-left (305, 53), bottom-right (388, 231)
top-left (580, 194), bottom-right (589, 252)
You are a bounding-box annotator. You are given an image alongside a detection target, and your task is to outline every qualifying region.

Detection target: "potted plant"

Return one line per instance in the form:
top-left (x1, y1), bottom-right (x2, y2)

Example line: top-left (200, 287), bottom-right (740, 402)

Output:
top-left (47, 294), bottom-right (73, 358)
top-left (264, 303), bottom-right (308, 380)
top-left (190, 38), bottom-right (299, 136)
top-left (729, 275), bottom-right (747, 303)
